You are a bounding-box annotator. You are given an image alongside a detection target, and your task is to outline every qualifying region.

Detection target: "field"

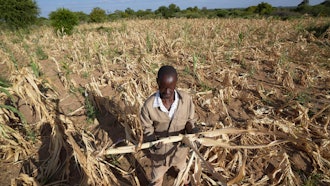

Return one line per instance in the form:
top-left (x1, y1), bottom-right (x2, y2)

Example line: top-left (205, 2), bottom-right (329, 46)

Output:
top-left (0, 17), bottom-right (330, 185)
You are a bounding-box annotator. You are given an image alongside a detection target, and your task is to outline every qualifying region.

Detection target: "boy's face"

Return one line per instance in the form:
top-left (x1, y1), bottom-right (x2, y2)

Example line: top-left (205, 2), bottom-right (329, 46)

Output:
top-left (157, 74), bottom-right (177, 99)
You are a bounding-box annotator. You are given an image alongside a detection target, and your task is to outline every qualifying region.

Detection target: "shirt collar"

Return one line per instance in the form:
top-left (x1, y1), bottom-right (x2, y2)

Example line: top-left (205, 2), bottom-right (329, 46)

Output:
top-left (153, 90), bottom-right (179, 118)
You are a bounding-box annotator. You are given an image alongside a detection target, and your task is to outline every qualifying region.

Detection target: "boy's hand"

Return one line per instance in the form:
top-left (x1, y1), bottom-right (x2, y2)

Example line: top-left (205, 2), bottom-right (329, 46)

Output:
top-left (152, 141), bottom-right (163, 151)
top-left (185, 122), bottom-right (199, 134)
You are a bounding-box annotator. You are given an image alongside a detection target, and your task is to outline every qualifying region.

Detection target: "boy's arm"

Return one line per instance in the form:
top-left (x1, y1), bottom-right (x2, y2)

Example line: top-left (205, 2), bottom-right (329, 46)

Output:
top-left (185, 96), bottom-right (198, 134)
top-left (140, 105), bottom-right (156, 142)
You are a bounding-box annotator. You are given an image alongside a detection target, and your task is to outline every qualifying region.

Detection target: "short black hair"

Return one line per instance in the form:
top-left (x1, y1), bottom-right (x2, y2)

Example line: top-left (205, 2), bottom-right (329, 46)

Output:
top-left (157, 65), bottom-right (177, 79)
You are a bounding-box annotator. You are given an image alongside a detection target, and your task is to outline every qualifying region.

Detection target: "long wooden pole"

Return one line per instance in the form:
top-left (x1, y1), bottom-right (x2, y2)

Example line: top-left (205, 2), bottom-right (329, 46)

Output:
top-left (102, 128), bottom-right (284, 155)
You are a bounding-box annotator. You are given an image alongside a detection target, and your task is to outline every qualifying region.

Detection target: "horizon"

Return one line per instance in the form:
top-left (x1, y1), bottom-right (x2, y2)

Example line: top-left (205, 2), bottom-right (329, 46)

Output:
top-left (36, 0), bottom-right (325, 17)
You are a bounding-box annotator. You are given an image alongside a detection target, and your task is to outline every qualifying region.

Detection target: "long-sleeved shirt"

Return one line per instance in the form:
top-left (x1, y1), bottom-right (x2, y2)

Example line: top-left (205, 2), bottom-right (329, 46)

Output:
top-left (140, 90), bottom-right (196, 166)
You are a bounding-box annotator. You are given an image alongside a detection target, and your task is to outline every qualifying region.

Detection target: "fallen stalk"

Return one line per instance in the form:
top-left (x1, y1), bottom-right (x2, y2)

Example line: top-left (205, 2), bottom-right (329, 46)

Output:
top-left (102, 128), bottom-right (287, 155)
top-left (182, 136), bottom-right (228, 186)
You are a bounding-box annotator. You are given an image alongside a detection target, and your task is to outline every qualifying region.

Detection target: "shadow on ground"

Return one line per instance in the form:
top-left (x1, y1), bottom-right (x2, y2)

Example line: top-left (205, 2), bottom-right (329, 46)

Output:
top-left (90, 94), bottom-right (150, 186)
top-left (18, 100), bottom-right (88, 185)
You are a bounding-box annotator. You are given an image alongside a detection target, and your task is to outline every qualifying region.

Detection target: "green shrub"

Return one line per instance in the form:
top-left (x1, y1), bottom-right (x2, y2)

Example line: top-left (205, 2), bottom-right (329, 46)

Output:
top-left (305, 5), bottom-right (330, 16)
top-left (246, 6), bottom-right (258, 14)
top-left (36, 17), bottom-right (51, 26)
top-left (228, 9), bottom-right (246, 17)
top-left (75, 11), bottom-right (89, 23)
top-left (89, 7), bottom-right (107, 23)
top-left (0, 0), bottom-right (39, 29)
top-left (296, 3), bottom-right (330, 17)
top-left (49, 8), bottom-right (79, 35)
top-left (184, 12), bottom-right (203, 19)
top-left (255, 2), bottom-right (274, 15)
top-left (216, 9), bottom-right (229, 18)
top-left (135, 9), bottom-right (155, 18)
top-left (155, 4), bottom-right (180, 18)
top-left (271, 10), bottom-right (302, 20)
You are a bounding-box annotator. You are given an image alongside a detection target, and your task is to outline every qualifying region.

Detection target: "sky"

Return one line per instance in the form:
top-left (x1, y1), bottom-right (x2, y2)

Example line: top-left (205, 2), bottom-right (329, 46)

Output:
top-left (36, 0), bottom-right (325, 17)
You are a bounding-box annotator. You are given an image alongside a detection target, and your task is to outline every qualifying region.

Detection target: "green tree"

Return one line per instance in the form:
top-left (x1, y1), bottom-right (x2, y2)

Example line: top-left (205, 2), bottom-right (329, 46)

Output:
top-left (155, 6), bottom-right (169, 18)
top-left (186, 6), bottom-right (199, 12)
top-left (168, 3), bottom-right (180, 17)
top-left (108, 10), bottom-right (126, 20)
top-left (296, 1), bottom-right (330, 16)
top-left (155, 4), bottom-right (180, 18)
top-left (321, 0), bottom-right (330, 6)
top-left (142, 9), bottom-right (155, 18)
top-left (89, 7), bottom-right (107, 23)
top-left (296, 0), bottom-right (310, 11)
top-left (216, 9), bottom-right (229, 18)
top-left (229, 9), bottom-right (245, 17)
top-left (135, 9), bottom-right (153, 18)
top-left (298, 0), bottom-right (310, 7)
top-left (125, 8), bottom-right (135, 16)
top-left (169, 3), bottom-right (180, 13)
top-left (255, 2), bottom-right (274, 15)
top-left (0, 0), bottom-right (40, 29)
top-left (246, 6), bottom-right (258, 14)
top-left (75, 11), bottom-right (89, 23)
top-left (49, 8), bottom-right (79, 35)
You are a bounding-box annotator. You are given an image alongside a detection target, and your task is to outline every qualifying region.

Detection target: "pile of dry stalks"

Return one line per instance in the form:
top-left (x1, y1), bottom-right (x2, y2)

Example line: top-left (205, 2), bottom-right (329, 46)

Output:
top-left (0, 17), bottom-right (330, 185)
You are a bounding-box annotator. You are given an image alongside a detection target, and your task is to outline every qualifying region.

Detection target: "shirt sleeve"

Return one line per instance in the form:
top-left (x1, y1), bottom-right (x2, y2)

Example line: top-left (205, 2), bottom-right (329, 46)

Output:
top-left (140, 105), bottom-right (156, 142)
top-left (185, 96), bottom-right (196, 133)
top-left (188, 97), bottom-right (196, 128)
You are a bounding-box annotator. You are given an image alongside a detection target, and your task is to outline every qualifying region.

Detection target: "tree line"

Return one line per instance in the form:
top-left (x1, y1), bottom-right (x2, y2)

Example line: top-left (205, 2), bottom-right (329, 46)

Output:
top-left (63, 1), bottom-right (330, 23)
top-left (0, 0), bottom-right (329, 33)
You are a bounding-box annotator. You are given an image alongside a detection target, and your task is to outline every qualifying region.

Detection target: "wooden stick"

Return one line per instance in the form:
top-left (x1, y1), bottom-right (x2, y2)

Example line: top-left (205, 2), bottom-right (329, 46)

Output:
top-left (102, 128), bottom-right (282, 155)
top-left (104, 134), bottom-right (194, 155)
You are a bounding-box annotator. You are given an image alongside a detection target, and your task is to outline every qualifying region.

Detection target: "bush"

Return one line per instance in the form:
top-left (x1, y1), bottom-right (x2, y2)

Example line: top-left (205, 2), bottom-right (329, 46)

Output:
top-left (155, 4), bottom-right (180, 18)
top-left (256, 2), bottom-right (274, 15)
top-left (135, 10), bottom-right (155, 18)
top-left (228, 9), bottom-right (246, 17)
top-left (216, 9), bottom-right (229, 18)
top-left (0, 0), bottom-right (40, 29)
top-left (36, 17), bottom-right (51, 26)
top-left (246, 6), bottom-right (258, 14)
top-left (75, 11), bottom-right (89, 23)
top-left (271, 10), bottom-right (302, 20)
top-left (308, 5), bottom-right (330, 16)
top-left (89, 7), bottom-right (107, 23)
top-left (49, 8), bottom-right (79, 35)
